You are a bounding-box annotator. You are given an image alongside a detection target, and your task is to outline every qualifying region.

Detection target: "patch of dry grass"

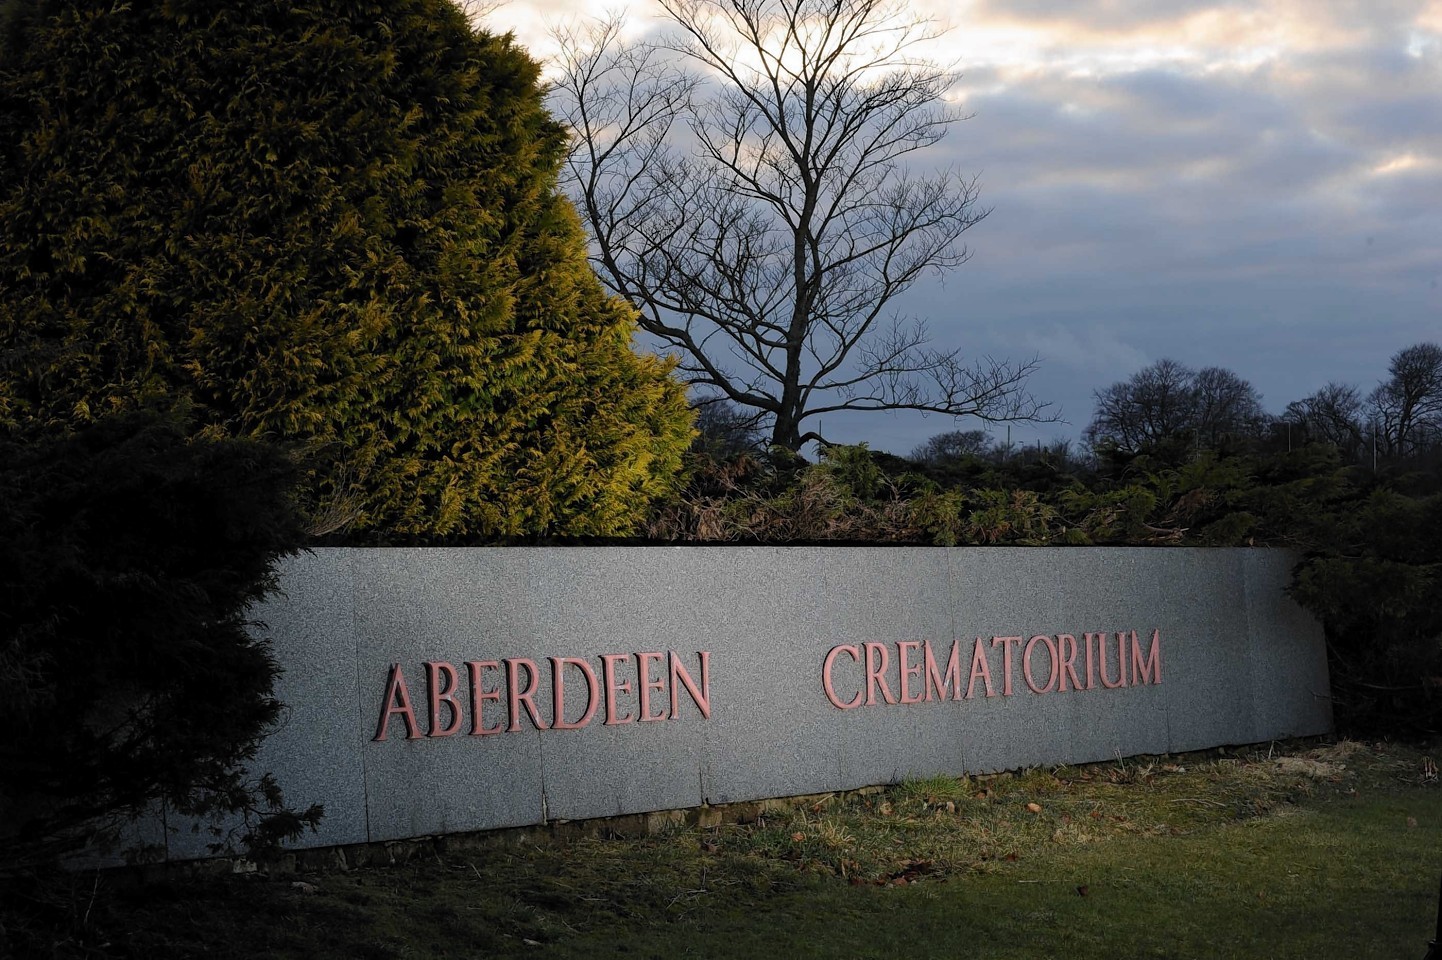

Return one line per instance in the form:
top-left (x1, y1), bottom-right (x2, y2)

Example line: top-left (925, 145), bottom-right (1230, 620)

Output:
top-left (3, 739), bottom-right (1438, 959)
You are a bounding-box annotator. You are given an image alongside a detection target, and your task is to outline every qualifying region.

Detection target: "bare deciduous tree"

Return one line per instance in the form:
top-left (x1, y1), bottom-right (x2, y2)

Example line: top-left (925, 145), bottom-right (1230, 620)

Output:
top-left (550, 0), bottom-right (1047, 451)
top-left (1086, 359), bottom-right (1267, 455)
top-left (1285, 382), bottom-right (1365, 455)
top-left (910, 428), bottom-right (992, 464)
top-left (1085, 358), bottom-right (1197, 453)
top-left (1191, 366), bottom-right (1268, 447)
top-left (1369, 342), bottom-right (1442, 458)
top-left (693, 395), bottom-right (768, 458)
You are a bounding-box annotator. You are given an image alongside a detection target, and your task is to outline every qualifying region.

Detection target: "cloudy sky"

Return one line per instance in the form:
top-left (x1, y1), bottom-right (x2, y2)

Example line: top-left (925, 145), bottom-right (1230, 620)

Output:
top-left (488, 0), bottom-right (1442, 456)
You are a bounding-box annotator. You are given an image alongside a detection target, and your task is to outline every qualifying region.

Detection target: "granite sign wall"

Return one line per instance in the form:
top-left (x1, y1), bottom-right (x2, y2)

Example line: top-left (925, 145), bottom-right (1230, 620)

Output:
top-left (158, 547), bottom-right (1331, 860)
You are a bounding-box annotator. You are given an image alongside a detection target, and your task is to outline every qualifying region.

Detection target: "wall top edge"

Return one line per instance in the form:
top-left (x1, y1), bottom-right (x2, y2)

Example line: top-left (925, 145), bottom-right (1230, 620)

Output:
top-left (297, 545), bottom-right (1297, 556)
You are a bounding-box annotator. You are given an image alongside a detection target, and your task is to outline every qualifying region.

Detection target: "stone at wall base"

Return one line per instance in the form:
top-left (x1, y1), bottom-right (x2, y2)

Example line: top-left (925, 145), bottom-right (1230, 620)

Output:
top-left (99, 739), bottom-right (1332, 880)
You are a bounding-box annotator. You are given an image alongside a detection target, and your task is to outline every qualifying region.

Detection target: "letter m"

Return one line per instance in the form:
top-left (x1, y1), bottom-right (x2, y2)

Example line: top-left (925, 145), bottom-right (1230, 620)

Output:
top-left (924, 640), bottom-right (963, 702)
top-left (1130, 629), bottom-right (1162, 686)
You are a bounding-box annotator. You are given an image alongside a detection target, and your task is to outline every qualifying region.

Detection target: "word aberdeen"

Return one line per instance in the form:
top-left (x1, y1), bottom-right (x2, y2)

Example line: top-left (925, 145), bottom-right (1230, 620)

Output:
top-left (374, 651), bottom-right (712, 740)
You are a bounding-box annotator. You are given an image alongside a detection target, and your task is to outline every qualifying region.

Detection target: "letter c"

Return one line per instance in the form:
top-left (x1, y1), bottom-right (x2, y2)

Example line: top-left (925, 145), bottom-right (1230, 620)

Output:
top-left (822, 644), bottom-right (863, 710)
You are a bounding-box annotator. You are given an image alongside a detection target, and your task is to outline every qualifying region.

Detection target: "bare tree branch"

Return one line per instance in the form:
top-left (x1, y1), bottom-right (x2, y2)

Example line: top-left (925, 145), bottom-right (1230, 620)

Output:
top-left (550, 0), bottom-right (1049, 450)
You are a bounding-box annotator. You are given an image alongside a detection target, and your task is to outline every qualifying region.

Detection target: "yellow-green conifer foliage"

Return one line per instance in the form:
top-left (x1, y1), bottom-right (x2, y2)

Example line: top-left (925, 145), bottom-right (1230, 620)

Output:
top-left (0, 0), bottom-right (691, 536)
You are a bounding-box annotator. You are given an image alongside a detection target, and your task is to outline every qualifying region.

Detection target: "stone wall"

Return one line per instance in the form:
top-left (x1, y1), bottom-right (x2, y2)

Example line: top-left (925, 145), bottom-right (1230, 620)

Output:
top-left (158, 547), bottom-right (1331, 861)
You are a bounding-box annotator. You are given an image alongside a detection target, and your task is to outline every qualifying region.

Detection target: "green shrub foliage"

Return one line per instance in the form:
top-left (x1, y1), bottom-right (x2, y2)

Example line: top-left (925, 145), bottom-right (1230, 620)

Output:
top-left (1252, 468), bottom-right (1442, 733)
top-left (0, 0), bottom-right (691, 537)
top-left (0, 410), bottom-right (320, 870)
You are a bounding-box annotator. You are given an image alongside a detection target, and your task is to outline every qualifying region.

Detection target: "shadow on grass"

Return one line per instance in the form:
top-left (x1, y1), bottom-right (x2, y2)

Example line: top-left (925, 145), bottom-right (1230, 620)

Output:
top-left (3, 740), bottom-right (1438, 959)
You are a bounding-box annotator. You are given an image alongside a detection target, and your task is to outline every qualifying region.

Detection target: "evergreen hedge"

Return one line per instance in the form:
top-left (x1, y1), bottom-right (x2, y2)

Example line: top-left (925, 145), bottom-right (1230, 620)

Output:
top-left (0, 410), bottom-right (320, 870)
top-left (0, 0), bottom-right (692, 537)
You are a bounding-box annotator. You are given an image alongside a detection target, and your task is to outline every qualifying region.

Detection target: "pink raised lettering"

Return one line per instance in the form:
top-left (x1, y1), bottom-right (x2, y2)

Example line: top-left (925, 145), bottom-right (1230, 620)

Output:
top-left (602, 653), bottom-right (634, 725)
top-left (898, 641), bottom-right (925, 704)
top-left (1099, 632), bottom-right (1128, 689)
top-left (467, 660), bottom-right (504, 735)
top-left (670, 651), bottom-right (712, 719)
top-left (1131, 629), bottom-right (1162, 685)
top-left (864, 641), bottom-right (898, 705)
top-left (426, 661), bottom-right (464, 737)
top-left (374, 663), bottom-right (421, 742)
top-left (505, 658), bottom-right (549, 732)
top-left (924, 639), bottom-right (962, 702)
top-left (1022, 635), bottom-right (1058, 694)
top-left (822, 645), bottom-right (863, 710)
top-left (550, 656), bottom-right (600, 730)
top-left (991, 636), bottom-right (1023, 697)
top-left (636, 651), bottom-right (667, 722)
top-left (966, 637), bottom-right (995, 699)
top-left (1084, 632), bottom-right (1100, 690)
top-left (1056, 634), bottom-right (1082, 692)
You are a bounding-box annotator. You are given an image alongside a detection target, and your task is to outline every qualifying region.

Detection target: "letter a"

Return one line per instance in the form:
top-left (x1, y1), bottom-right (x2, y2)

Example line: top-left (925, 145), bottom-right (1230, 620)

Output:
top-left (374, 663), bottom-right (421, 742)
top-left (966, 638), bottom-right (996, 699)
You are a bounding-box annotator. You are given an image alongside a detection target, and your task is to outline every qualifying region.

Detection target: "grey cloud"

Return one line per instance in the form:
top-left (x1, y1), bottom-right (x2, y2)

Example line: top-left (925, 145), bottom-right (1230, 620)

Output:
top-left (968, 0), bottom-right (1249, 30)
top-left (966, 0), bottom-right (1428, 37)
top-left (959, 67), bottom-right (1337, 191)
top-left (1291, 48), bottom-right (1442, 155)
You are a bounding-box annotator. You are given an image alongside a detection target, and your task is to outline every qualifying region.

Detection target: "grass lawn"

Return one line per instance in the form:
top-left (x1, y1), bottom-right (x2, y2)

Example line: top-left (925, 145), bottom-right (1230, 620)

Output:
top-left (4, 740), bottom-right (1439, 958)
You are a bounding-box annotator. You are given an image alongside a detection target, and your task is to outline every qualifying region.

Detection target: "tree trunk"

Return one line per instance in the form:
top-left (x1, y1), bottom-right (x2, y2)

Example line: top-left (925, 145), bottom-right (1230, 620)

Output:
top-left (771, 411), bottom-right (803, 451)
